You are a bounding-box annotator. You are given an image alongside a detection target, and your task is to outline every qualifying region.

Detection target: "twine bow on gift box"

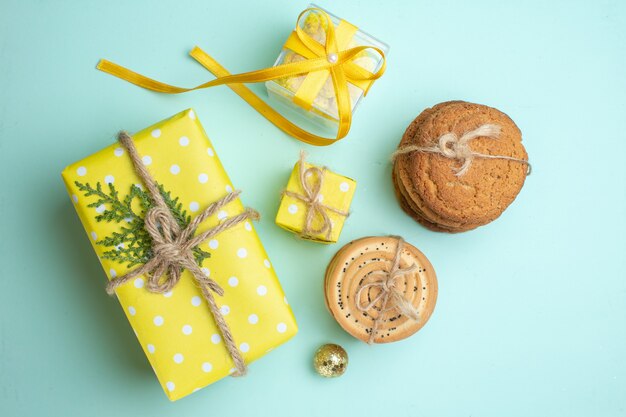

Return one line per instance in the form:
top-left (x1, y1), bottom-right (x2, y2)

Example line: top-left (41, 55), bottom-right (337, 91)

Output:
top-left (106, 131), bottom-right (258, 376)
top-left (281, 152), bottom-right (349, 241)
top-left (355, 237), bottom-right (420, 344)
top-left (96, 7), bottom-right (386, 146)
top-left (392, 124), bottom-right (532, 177)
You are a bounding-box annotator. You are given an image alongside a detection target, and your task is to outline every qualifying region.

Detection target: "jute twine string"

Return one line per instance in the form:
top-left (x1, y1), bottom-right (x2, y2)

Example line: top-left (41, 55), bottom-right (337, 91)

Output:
top-left (106, 131), bottom-right (259, 376)
top-left (355, 237), bottom-right (420, 344)
top-left (392, 124), bottom-right (532, 177)
top-left (281, 152), bottom-right (349, 240)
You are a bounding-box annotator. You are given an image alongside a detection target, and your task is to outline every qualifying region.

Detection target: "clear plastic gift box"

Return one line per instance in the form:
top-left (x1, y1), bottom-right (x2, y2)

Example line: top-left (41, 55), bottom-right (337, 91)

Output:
top-left (266, 5), bottom-right (389, 129)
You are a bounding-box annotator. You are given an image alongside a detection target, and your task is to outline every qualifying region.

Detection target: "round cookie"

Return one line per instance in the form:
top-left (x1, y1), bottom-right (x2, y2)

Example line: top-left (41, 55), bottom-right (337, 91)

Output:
top-left (324, 236), bottom-right (437, 343)
top-left (394, 101), bottom-right (529, 229)
top-left (407, 101), bottom-right (529, 224)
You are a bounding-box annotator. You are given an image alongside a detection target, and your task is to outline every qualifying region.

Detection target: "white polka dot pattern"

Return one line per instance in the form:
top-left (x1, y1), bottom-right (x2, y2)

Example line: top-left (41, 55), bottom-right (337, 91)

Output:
top-left (61, 109), bottom-right (297, 401)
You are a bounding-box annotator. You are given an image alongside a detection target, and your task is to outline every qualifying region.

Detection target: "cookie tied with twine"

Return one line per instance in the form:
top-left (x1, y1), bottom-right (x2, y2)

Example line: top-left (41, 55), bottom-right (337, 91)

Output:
top-left (280, 151), bottom-right (350, 242)
top-left (106, 131), bottom-right (259, 376)
top-left (392, 101), bottom-right (530, 233)
top-left (324, 236), bottom-right (438, 344)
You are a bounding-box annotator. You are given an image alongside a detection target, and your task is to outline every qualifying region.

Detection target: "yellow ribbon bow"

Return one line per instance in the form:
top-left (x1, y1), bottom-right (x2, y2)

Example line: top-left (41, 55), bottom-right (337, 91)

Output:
top-left (96, 7), bottom-right (387, 146)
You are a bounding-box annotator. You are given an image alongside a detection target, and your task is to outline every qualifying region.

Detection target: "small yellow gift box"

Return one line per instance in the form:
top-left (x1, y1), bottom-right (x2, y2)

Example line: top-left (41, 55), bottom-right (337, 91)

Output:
top-left (275, 154), bottom-right (356, 243)
top-left (61, 109), bottom-right (297, 401)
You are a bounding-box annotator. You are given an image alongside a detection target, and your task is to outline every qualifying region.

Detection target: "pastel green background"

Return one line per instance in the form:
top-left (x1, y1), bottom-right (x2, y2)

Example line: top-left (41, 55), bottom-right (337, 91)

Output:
top-left (1, 0), bottom-right (624, 416)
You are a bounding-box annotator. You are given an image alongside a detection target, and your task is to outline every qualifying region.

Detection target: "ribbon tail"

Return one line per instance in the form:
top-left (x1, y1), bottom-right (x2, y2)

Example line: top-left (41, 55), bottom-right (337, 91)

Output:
top-left (97, 60), bottom-right (192, 94)
top-left (99, 53), bottom-right (339, 145)
top-left (97, 47), bottom-right (367, 146)
top-left (189, 47), bottom-right (343, 146)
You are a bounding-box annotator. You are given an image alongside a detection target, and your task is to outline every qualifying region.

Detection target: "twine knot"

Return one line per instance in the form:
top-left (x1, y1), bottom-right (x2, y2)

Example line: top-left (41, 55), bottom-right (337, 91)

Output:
top-left (356, 237), bottom-right (420, 344)
top-left (439, 132), bottom-right (473, 160)
top-left (282, 152), bottom-right (349, 240)
top-left (145, 207), bottom-right (189, 265)
top-left (104, 131), bottom-right (257, 376)
top-left (152, 241), bottom-right (187, 263)
top-left (392, 124), bottom-right (531, 177)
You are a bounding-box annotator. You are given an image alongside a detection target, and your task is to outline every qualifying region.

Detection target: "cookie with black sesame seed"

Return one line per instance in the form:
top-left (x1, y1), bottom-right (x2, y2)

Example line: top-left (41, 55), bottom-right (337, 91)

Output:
top-left (324, 236), bottom-right (437, 343)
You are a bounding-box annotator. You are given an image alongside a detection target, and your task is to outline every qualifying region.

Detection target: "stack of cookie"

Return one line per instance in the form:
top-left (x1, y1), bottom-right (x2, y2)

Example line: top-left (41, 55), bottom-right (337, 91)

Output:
top-left (392, 101), bottom-right (530, 232)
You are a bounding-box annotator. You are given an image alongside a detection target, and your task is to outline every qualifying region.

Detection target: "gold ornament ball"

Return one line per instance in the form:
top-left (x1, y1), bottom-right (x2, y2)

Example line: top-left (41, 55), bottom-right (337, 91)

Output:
top-left (313, 344), bottom-right (348, 377)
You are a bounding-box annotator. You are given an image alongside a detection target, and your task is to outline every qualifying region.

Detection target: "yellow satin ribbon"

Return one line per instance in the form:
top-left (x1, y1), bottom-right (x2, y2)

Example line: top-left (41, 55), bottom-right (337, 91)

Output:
top-left (96, 8), bottom-right (386, 146)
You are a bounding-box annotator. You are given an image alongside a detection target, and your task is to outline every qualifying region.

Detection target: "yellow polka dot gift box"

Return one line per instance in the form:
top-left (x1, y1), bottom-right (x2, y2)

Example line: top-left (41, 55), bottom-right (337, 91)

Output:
top-left (61, 109), bottom-right (297, 401)
top-left (275, 153), bottom-right (356, 243)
